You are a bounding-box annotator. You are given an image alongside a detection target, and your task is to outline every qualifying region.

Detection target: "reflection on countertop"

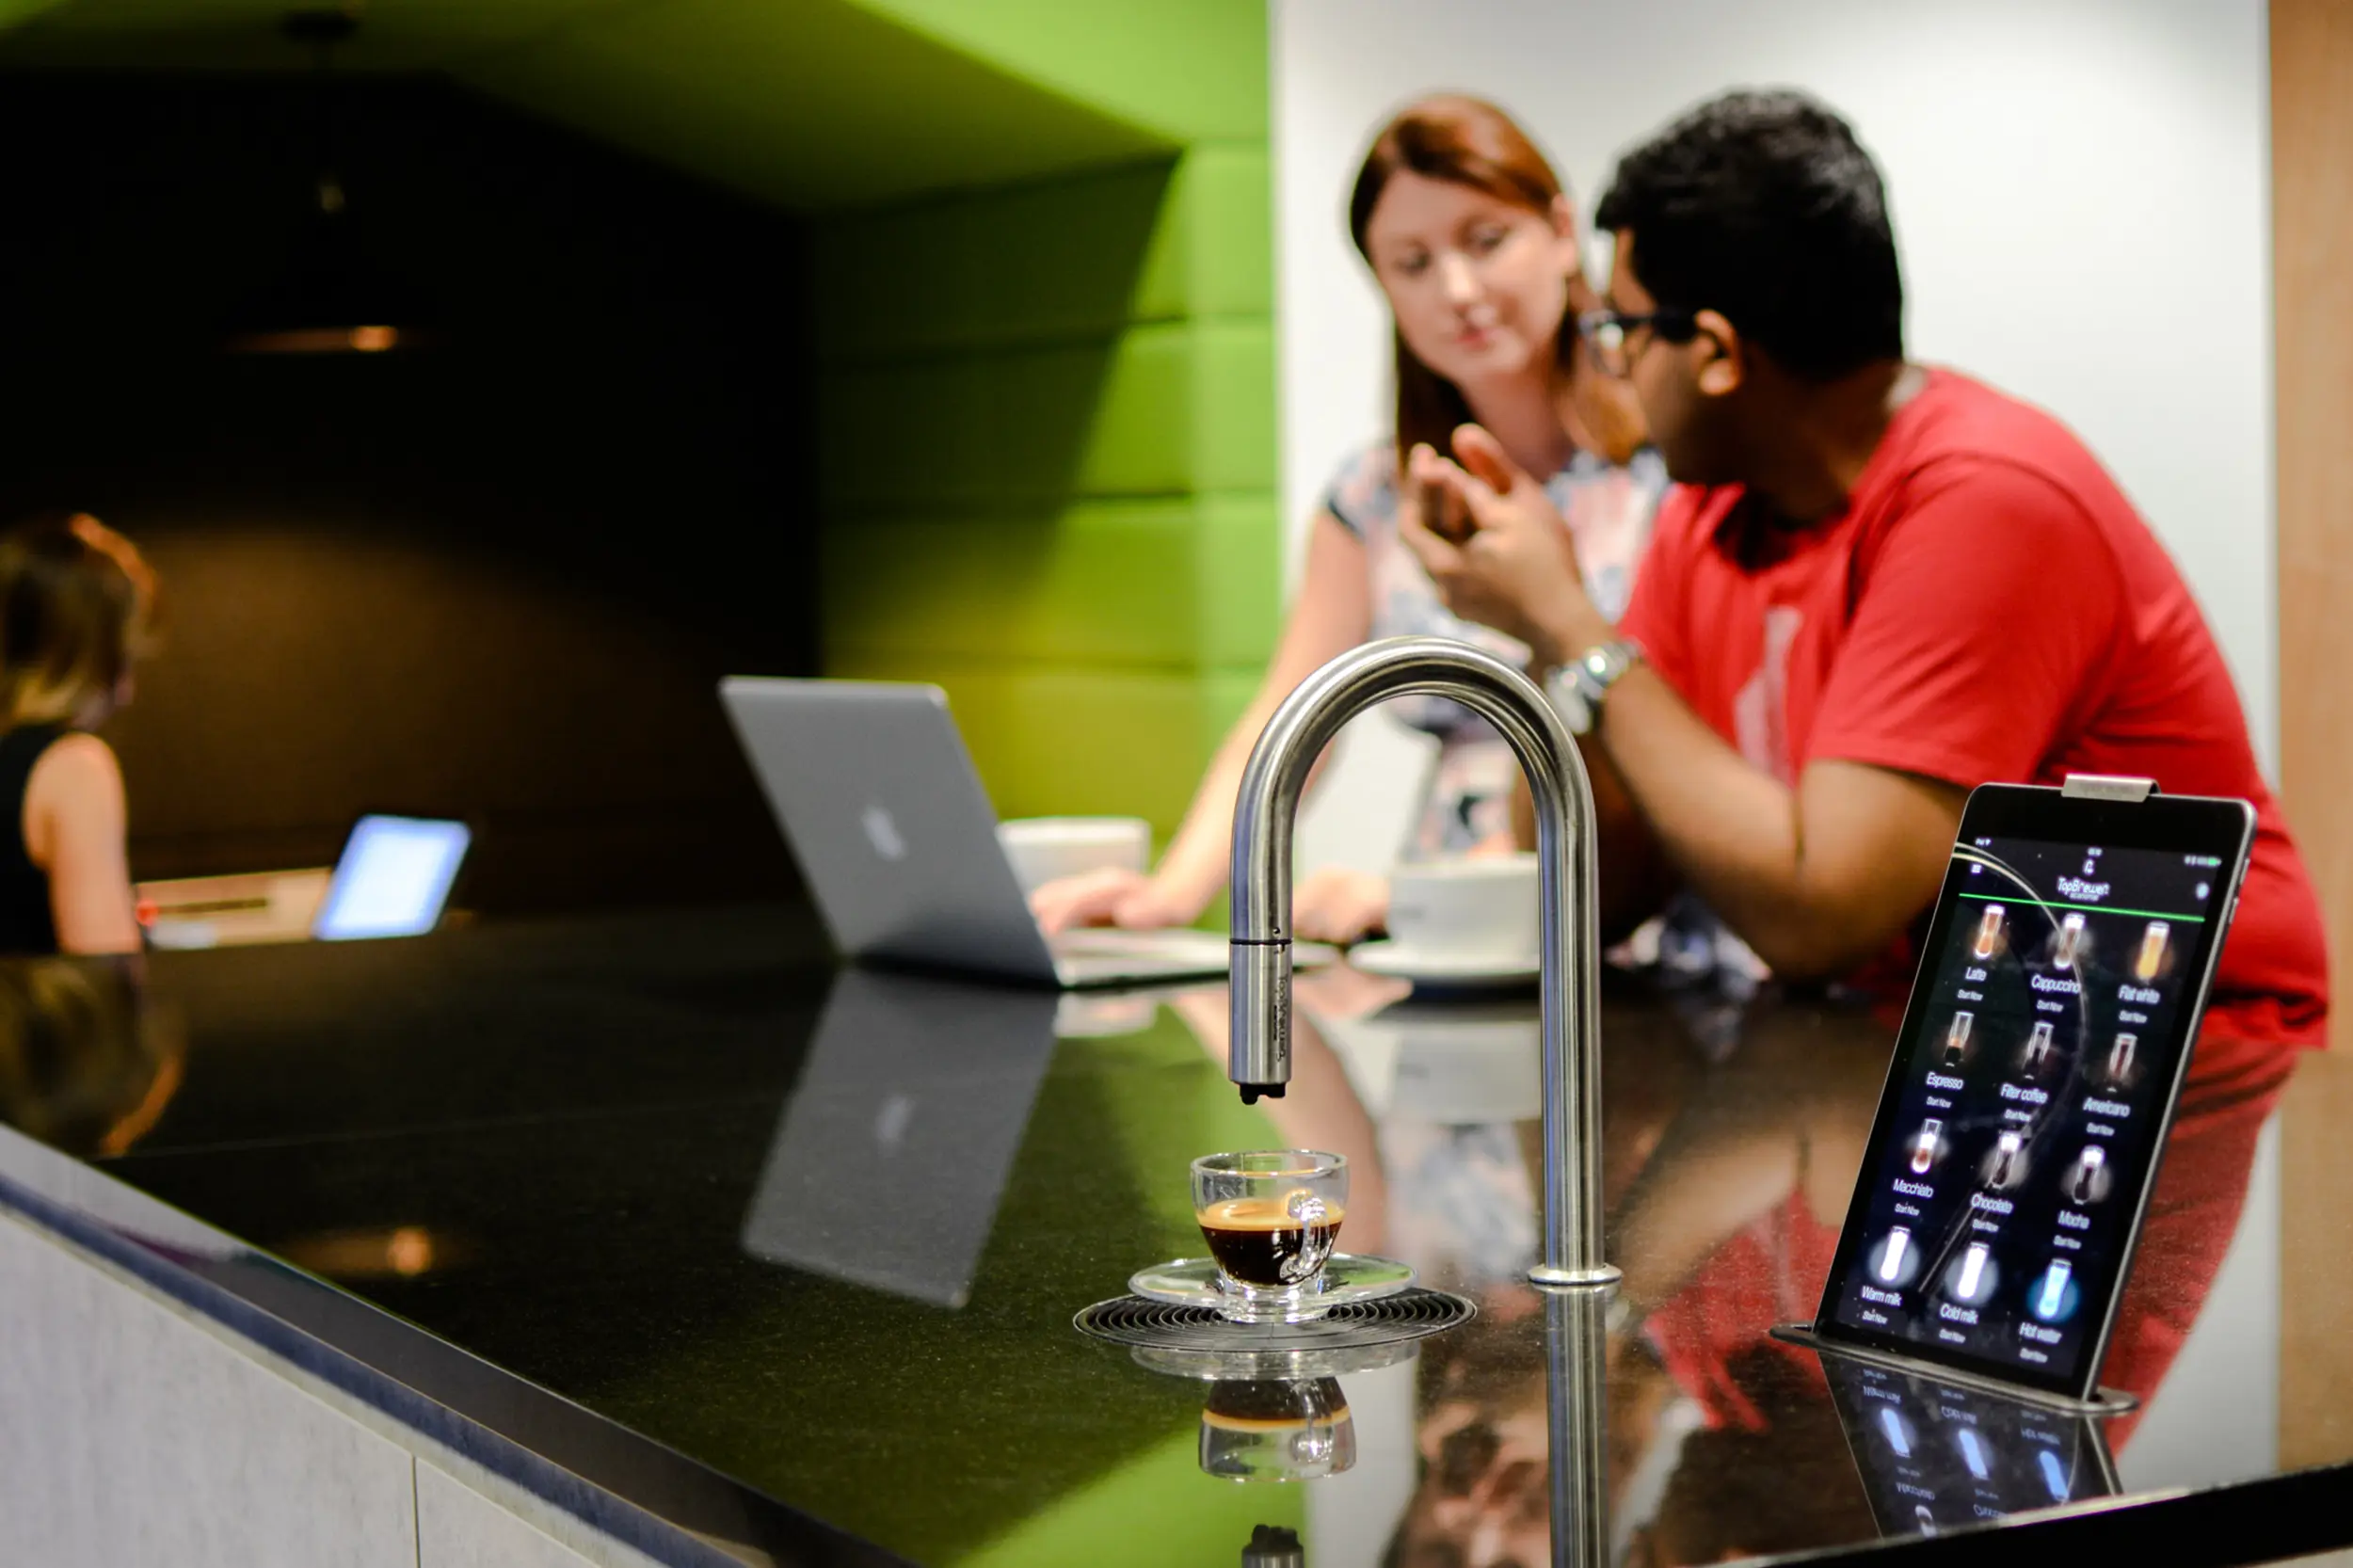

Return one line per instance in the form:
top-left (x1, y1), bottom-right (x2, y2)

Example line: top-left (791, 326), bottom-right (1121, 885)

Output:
top-left (0, 903), bottom-right (2335, 1566)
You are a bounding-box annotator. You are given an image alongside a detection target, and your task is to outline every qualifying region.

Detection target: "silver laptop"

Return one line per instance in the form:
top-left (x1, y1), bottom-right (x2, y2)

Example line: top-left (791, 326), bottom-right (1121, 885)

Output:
top-left (720, 677), bottom-right (1323, 988)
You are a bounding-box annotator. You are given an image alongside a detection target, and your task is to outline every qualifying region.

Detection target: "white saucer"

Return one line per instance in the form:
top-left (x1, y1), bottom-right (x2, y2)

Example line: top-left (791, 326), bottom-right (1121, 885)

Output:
top-left (1128, 1255), bottom-right (1417, 1322)
top-left (1349, 940), bottom-right (1540, 990)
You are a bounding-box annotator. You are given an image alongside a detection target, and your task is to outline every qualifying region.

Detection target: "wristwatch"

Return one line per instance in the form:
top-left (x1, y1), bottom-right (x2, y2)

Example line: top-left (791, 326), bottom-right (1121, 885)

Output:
top-left (1545, 637), bottom-right (1644, 736)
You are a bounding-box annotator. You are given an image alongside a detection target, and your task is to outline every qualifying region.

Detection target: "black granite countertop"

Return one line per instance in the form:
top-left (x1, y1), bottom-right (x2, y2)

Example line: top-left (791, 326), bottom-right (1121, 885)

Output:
top-left (0, 903), bottom-right (2347, 1567)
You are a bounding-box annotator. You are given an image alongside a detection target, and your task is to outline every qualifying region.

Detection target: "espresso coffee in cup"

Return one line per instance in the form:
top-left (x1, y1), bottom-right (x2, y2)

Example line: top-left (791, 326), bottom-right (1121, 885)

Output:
top-left (1190, 1150), bottom-right (1349, 1319)
top-left (1383, 854), bottom-right (1539, 965)
top-left (1197, 1193), bottom-right (1344, 1288)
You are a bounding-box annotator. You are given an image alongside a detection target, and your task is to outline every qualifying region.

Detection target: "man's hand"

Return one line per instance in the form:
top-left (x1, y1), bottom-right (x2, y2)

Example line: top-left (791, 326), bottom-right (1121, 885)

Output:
top-left (1399, 425), bottom-right (1607, 666)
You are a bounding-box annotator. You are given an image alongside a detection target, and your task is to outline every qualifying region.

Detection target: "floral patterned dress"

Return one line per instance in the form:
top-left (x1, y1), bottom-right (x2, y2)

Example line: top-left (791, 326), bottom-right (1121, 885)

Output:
top-left (1321, 440), bottom-right (1668, 854)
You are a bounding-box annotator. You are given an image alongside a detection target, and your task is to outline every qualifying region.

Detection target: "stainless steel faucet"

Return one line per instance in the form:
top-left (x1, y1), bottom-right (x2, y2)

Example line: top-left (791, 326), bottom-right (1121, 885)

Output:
top-left (1226, 634), bottom-right (1619, 1288)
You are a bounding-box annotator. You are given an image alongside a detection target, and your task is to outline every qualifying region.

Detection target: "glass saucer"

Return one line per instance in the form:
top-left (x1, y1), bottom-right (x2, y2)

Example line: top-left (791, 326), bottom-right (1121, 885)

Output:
top-left (1128, 1255), bottom-right (1417, 1323)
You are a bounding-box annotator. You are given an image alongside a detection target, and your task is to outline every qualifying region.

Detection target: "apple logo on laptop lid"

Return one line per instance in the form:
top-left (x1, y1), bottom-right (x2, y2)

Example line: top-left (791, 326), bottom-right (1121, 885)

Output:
top-left (861, 803), bottom-right (908, 863)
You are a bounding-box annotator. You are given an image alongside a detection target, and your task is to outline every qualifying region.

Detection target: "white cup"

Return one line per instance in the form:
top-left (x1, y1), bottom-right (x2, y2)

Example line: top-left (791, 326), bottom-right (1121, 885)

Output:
top-left (1384, 854), bottom-right (1539, 964)
top-left (997, 816), bottom-right (1151, 896)
top-left (1387, 1009), bottom-right (1543, 1122)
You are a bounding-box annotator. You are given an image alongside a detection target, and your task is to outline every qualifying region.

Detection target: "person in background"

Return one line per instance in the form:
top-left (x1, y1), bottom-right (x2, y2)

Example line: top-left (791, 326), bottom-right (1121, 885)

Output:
top-left (1404, 89), bottom-right (2327, 1079)
top-left (0, 514), bottom-right (155, 955)
top-left (1031, 95), bottom-right (1666, 945)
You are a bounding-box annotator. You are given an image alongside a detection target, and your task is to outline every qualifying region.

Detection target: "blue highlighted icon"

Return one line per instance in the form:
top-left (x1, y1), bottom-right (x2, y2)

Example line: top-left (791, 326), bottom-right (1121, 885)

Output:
top-left (2029, 1260), bottom-right (2081, 1324)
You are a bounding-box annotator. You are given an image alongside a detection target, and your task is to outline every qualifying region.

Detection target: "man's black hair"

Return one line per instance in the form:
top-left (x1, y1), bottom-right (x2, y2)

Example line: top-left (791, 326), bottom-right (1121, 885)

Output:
top-left (1595, 88), bottom-right (1905, 381)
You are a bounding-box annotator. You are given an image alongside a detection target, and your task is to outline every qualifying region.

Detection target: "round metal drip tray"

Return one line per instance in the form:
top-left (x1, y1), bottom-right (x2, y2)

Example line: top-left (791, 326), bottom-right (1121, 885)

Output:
top-left (1076, 1288), bottom-right (1476, 1360)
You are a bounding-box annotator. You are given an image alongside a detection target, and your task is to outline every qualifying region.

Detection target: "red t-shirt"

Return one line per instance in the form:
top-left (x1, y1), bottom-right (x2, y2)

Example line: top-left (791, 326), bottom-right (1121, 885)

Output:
top-left (1619, 369), bottom-right (2329, 1057)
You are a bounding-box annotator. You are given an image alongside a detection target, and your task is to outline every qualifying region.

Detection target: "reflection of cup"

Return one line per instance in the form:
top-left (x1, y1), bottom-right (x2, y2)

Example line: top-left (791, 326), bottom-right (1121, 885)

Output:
top-left (2055, 912), bottom-right (2088, 969)
top-left (1198, 1378), bottom-right (1356, 1481)
top-left (1378, 1003), bottom-right (1541, 1123)
top-left (1383, 855), bottom-right (1539, 964)
top-left (2136, 922), bottom-right (2170, 982)
top-left (997, 816), bottom-right (1149, 896)
top-left (1910, 1119), bottom-right (1944, 1175)
top-left (2106, 1033), bottom-right (2137, 1086)
top-left (1944, 1012), bottom-right (1975, 1068)
top-left (1193, 1150), bottom-right (1348, 1320)
top-left (1974, 904), bottom-right (2007, 959)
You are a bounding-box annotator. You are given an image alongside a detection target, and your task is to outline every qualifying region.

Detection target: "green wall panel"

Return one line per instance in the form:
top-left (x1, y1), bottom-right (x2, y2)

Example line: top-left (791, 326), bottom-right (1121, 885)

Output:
top-left (1193, 495), bottom-right (1284, 669)
top-left (1132, 144), bottom-right (1274, 321)
top-left (816, 4), bottom-right (1275, 846)
top-left (824, 659), bottom-right (1225, 832)
top-left (824, 501), bottom-right (1199, 666)
top-left (848, 0), bottom-right (1267, 145)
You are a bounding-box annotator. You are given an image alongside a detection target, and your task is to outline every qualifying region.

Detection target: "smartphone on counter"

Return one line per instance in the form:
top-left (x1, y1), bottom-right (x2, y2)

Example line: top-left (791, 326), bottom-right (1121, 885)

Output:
top-left (1802, 781), bottom-right (2254, 1404)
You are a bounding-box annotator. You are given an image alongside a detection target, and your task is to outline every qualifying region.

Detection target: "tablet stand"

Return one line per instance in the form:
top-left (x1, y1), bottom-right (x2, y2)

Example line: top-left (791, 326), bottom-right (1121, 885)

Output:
top-left (1769, 1323), bottom-right (2138, 1417)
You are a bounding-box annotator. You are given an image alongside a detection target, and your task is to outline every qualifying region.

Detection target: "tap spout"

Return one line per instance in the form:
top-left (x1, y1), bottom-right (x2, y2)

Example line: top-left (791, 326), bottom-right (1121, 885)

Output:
top-left (1226, 634), bottom-right (1617, 1287)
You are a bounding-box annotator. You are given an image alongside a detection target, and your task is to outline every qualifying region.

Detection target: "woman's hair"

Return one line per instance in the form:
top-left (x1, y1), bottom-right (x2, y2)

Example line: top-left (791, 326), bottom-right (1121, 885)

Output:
top-left (1348, 95), bottom-right (1645, 469)
top-left (0, 513), bottom-right (158, 728)
top-left (0, 958), bottom-right (181, 1158)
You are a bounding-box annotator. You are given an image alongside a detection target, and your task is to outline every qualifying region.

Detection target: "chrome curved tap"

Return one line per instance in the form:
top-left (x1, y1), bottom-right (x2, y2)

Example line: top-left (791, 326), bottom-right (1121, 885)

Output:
top-left (1226, 634), bottom-right (1618, 1288)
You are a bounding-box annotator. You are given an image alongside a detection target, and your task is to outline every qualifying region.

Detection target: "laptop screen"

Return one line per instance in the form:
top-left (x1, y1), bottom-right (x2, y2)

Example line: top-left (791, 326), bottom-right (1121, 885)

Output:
top-left (313, 816), bottom-right (471, 941)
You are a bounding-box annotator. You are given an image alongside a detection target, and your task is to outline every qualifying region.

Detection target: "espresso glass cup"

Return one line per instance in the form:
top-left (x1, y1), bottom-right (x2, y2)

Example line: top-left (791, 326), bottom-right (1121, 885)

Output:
top-left (1192, 1150), bottom-right (1348, 1321)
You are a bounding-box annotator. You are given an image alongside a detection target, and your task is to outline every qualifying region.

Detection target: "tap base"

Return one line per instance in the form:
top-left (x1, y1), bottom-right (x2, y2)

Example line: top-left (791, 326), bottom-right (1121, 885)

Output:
top-left (1235, 1082), bottom-right (1287, 1104)
top-left (1526, 1262), bottom-right (1621, 1290)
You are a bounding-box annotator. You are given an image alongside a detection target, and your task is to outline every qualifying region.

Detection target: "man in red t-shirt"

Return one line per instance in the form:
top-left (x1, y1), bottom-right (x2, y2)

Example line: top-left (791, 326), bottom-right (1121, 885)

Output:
top-left (1404, 89), bottom-right (2327, 1069)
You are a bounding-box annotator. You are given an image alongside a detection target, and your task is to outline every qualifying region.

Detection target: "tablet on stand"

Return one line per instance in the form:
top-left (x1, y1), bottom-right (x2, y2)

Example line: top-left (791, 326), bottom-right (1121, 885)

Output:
top-left (1773, 775), bottom-right (2255, 1415)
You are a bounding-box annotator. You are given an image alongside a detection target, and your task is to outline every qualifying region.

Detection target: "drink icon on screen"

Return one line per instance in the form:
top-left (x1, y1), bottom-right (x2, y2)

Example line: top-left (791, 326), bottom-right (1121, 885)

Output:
top-left (2020, 1019), bottom-right (2057, 1076)
top-left (1880, 1406), bottom-right (1914, 1458)
top-left (1910, 1118), bottom-right (1945, 1175)
top-left (2106, 1032), bottom-right (2138, 1087)
top-left (1946, 1240), bottom-right (1998, 1305)
top-left (2067, 1146), bottom-right (2111, 1205)
top-left (2137, 921), bottom-right (2170, 982)
top-left (1984, 1129), bottom-right (2028, 1189)
top-left (1974, 904), bottom-right (2007, 959)
top-left (1944, 1012), bottom-right (1975, 1068)
top-left (2030, 1259), bottom-right (2079, 1323)
top-left (2055, 912), bottom-right (2088, 969)
top-left (1871, 1225), bottom-right (1922, 1288)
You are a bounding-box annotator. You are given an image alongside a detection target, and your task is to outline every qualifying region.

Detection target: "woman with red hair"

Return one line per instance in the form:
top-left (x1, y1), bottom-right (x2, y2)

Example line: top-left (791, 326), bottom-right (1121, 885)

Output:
top-left (1033, 96), bottom-right (1665, 943)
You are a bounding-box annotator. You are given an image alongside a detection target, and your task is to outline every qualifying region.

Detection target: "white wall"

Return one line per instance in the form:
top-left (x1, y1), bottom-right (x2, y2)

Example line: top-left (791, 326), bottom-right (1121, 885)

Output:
top-left (1273, 0), bottom-right (2277, 775)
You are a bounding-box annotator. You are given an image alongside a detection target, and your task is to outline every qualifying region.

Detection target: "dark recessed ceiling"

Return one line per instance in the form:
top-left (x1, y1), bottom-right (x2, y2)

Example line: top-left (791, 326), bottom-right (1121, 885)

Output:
top-left (0, 0), bottom-right (1267, 209)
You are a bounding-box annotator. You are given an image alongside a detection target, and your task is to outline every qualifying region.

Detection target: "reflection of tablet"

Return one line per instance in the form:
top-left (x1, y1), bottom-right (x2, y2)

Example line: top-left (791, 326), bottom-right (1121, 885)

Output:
top-left (1820, 1355), bottom-right (2117, 1539)
top-left (1808, 782), bottom-right (2253, 1403)
top-left (312, 816), bottom-right (472, 941)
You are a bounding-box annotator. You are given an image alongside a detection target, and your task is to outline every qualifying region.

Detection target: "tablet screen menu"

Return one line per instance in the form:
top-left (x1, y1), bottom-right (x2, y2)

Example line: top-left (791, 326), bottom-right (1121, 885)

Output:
top-left (1824, 832), bottom-right (2230, 1391)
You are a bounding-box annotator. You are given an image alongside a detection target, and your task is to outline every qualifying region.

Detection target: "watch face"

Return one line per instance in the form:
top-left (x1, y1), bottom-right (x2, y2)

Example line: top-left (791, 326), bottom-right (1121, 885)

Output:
top-left (1545, 668), bottom-right (1595, 736)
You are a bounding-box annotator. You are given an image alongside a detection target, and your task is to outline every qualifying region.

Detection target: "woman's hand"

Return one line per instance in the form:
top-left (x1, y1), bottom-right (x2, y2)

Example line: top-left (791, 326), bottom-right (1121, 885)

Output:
top-left (1029, 867), bottom-right (1198, 935)
top-left (1402, 425), bottom-right (1604, 666)
top-left (1292, 866), bottom-right (1392, 945)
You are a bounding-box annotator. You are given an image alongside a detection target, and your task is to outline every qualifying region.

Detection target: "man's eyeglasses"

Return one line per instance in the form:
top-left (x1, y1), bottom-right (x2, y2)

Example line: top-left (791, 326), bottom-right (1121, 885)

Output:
top-left (1577, 307), bottom-right (1699, 378)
